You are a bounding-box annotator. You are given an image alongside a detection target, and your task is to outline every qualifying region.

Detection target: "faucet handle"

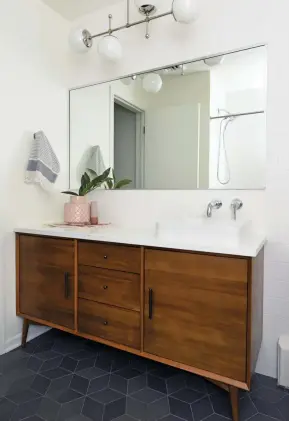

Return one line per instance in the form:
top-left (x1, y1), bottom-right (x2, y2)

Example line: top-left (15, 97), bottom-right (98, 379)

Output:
top-left (231, 198), bottom-right (243, 220)
top-left (211, 200), bottom-right (223, 209)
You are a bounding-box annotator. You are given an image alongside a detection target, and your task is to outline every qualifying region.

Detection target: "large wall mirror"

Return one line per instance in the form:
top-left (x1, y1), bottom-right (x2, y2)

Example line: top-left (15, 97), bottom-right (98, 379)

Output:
top-left (69, 45), bottom-right (267, 190)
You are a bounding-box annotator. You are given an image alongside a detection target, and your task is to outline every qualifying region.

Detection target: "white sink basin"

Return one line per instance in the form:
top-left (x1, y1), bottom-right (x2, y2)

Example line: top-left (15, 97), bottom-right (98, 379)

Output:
top-left (156, 217), bottom-right (251, 248)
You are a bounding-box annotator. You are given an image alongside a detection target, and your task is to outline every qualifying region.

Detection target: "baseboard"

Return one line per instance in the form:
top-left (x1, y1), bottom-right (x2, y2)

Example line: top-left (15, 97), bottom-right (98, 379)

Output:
top-left (3, 325), bottom-right (51, 354)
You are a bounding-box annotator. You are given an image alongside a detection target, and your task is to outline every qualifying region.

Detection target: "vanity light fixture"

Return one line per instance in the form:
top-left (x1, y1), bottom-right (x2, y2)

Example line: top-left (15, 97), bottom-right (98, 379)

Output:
top-left (69, 0), bottom-right (198, 59)
top-left (97, 15), bottom-right (122, 62)
top-left (172, 0), bottom-right (198, 24)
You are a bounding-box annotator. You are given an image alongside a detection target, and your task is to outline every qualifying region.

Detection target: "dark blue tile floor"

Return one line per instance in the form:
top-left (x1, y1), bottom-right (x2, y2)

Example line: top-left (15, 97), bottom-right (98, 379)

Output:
top-left (0, 329), bottom-right (288, 421)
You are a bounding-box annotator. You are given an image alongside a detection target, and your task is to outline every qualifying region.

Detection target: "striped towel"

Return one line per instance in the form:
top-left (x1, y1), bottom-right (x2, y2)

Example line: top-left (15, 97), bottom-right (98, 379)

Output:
top-left (25, 131), bottom-right (60, 190)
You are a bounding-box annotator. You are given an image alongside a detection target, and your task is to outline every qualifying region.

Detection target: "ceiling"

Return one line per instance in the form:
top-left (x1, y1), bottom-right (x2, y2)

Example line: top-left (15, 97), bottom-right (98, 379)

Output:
top-left (42, 0), bottom-right (122, 21)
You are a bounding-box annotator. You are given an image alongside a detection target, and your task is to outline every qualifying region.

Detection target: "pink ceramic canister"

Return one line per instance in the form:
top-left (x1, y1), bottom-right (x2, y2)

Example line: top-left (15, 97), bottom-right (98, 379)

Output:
top-left (64, 196), bottom-right (90, 225)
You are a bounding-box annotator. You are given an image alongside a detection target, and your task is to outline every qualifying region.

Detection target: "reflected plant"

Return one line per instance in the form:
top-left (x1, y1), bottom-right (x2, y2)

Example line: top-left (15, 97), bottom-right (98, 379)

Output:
top-left (62, 168), bottom-right (111, 196)
top-left (104, 169), bottom-right (132, 190)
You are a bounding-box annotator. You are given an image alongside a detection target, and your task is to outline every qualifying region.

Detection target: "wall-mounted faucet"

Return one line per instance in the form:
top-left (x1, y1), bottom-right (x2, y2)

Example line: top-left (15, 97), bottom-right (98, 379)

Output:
top-left (231, 198), bottom-right (243, 220)
top-left (207, 200), bottom-right (222, 218)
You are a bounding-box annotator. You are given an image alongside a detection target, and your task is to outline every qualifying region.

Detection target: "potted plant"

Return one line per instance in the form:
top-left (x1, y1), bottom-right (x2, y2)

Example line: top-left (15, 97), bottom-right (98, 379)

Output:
top-left (62, 168), bottom-right (111, 225)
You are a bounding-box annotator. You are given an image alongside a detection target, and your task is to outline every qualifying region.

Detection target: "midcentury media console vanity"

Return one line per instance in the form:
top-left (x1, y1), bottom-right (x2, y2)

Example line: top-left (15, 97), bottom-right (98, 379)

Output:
top-left (15, 226), bottom-right (266, 421)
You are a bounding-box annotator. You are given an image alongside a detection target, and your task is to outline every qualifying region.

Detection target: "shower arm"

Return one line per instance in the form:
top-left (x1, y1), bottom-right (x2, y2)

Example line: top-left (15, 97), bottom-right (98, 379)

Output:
top-left (210, 110), bottom-right (264, 120)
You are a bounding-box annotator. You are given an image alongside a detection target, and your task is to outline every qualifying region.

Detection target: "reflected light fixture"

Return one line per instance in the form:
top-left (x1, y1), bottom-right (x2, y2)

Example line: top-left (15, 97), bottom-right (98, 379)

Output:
top-left (143, 73), bottom-right (163, 93)
top-left (69, 0), bottom-right (198, 60)
top-left (121, 75), bottom-right (137, 86)
top-left (204, 56), bottom-right (225, 67)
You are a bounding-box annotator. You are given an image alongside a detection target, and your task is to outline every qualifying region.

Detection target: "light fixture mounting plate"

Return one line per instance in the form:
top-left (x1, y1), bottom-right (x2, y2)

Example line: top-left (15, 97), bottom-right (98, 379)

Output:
top-left (138, 4), bottom-right (157, 16)
top-left (82, 29), bottom-right (93, 49)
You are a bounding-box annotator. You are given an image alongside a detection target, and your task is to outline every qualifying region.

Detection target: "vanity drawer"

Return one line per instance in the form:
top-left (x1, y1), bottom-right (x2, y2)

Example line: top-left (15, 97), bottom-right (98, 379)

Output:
top-left (145, 249), bottom-right (248, 285)
top-left (78, 266), bottom-right (140, 311)
top-left (78, 299), bottom-right (140, 349)
top-left (78, 241), bottom-right (141, 274)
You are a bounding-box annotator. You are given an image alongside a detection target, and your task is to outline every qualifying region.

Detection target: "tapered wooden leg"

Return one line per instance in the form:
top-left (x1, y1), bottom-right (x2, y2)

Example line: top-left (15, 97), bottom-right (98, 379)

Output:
top-left (21, 319), bottom-right (30, 348)
top-left (229, 386), bottom-right (239, 421)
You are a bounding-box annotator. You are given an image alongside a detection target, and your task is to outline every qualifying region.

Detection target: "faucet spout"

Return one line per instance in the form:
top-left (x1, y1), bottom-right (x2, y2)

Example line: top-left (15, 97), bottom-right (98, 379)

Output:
top-left (207, 200), bottom-right (222, 218)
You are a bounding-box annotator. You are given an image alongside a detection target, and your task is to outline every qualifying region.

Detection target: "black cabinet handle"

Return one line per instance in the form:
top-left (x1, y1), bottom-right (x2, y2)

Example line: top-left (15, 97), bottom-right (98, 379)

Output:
top-left (64, 272), bottom-right (70, 299)
top-left (103, 285), bottom-right (108, 290)
top-left (103, 320), bottom-right (108, 326)
top-left (149, 288), bottom-right (153, 320)
top-left (104, 255), bottom-right (108, 260)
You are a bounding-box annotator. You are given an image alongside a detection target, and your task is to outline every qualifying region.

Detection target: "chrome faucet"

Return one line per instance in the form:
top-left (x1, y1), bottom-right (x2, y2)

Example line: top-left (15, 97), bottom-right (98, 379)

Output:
top-left (231, 198), bottom-right (243, 220)
top-left (207, 200), bottom-right (222, 218)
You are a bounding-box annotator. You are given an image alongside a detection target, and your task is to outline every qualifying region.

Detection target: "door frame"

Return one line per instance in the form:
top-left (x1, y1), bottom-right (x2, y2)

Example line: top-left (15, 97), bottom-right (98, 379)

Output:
top-left (0, 237), bottom-right (5, 354)
top-left (112, 95), bottom-right (145, 189)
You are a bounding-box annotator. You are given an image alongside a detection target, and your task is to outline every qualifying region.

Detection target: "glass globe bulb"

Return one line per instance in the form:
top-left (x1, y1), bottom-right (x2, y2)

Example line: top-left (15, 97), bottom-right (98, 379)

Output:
top-left (172, 0), bottom-right (198, 24)
top-left (98, 35), bottom-right (122, 62)
top-left (143, 73), bottom-right (163, 93)
top-left (69, 28), bottom-right (92, 53)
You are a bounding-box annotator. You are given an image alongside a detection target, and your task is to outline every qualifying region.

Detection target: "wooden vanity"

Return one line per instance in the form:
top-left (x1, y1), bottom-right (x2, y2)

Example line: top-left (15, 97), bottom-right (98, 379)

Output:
top-left (16, 233), bottom-right (264, 421)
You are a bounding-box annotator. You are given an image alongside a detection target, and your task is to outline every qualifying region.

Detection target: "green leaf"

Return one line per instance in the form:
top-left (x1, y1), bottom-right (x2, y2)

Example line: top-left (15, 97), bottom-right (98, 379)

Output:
top-left (114, 179), bottom-right (132, 189)
top-left (81, 172), bottom-right (90, 188)
top-left (106, 178), bottom-right (114, 190)
top-left (112, 169), bottom-right (116, 184)
top-left (81, 168), bottom-right (111, 196)
top-left (79, 172), bottom-right (91, 195)
top-left (61, 191), bottom-right (79, 196)
top-left (87, 168), bottom-right (97, 177)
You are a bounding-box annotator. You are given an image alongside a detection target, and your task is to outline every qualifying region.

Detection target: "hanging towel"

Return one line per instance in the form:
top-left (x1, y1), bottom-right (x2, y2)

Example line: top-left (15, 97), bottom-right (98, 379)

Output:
top-left (25, 131), bottom-right (60, 190)
top-left (86, 145), bottom-right (106, 175)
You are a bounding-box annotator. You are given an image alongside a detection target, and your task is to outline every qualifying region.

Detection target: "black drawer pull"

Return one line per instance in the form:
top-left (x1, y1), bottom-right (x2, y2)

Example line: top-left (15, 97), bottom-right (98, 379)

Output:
top-left (64, 272), bottom-right (70, 299)
top-left (103, 285), bottom-right (108, 290)
top-left (103, 320), bottom-right (108, 326)
top-left (104, 255), bottom-right (108, 260)
top-left (149, 288), bottom-right (153, 320)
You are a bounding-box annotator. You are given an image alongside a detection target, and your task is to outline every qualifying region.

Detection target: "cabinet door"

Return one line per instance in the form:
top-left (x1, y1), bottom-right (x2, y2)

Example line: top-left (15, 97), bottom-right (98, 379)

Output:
top-left (19, 235), bottom-right (75, 329)
top-left (144, 249), bottom-right (248, 381)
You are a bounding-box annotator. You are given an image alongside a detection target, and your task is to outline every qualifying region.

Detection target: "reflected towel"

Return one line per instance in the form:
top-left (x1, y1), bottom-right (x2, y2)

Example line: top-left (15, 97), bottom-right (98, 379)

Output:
top-left (86, 145), bottom-right (106, 175)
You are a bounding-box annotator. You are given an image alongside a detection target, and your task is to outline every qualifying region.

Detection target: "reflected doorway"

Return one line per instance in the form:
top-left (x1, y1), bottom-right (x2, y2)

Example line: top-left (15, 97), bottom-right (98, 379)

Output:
top-left (114, 97), bottom-right (145, 189)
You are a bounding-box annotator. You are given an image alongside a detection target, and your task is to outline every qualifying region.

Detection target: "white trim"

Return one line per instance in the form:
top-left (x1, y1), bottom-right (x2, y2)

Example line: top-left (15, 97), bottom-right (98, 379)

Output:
top-left (197, 103), bottom-right (201, 189)
top-left (0, 235), bottom-right (5, 355)
top-left (2, 326), bottom-right (51, 355)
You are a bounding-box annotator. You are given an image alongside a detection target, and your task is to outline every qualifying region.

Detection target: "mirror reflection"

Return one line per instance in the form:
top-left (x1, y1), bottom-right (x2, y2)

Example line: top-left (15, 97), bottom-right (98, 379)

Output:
top-left (69, 46), bottom-right (267, 190)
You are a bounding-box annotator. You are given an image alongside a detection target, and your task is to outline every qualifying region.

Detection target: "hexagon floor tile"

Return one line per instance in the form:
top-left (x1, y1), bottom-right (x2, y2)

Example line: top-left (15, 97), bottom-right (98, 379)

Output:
top-left (0, 329), bottom-right (287, 421)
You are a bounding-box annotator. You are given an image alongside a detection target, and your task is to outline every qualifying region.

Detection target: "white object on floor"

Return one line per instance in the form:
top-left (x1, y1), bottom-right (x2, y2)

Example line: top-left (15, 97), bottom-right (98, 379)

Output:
top-left (25, 131), bottom-right (60, 190)
top-left (278, 335), bottom-right (289, 389)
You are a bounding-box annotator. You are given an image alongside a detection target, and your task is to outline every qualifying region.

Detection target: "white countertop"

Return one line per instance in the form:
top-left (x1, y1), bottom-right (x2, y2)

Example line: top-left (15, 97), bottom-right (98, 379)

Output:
top-left (14, 225), bottom-right (266, 257)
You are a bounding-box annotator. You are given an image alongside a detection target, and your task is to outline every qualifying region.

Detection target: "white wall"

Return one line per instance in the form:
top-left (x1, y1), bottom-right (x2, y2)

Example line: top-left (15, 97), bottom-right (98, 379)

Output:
top-left (210, 47), bottom-right (267, 116)
top-left (70, 78), bottom-right (148, 188)
top-left (70, 84), bottom-right (111, 188)
top-left (143, 72), bottom-right (210, 189)
top-left (70, 72), bottom-right (210, 190)
top-left (67, 0), bottom-right (289, 378)
top-left (0, 0), bottom-right (70, 353)
top-left (209, 47), bottom-right (267, 189)
top-left (209, 113), bottom-right (266, 189)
